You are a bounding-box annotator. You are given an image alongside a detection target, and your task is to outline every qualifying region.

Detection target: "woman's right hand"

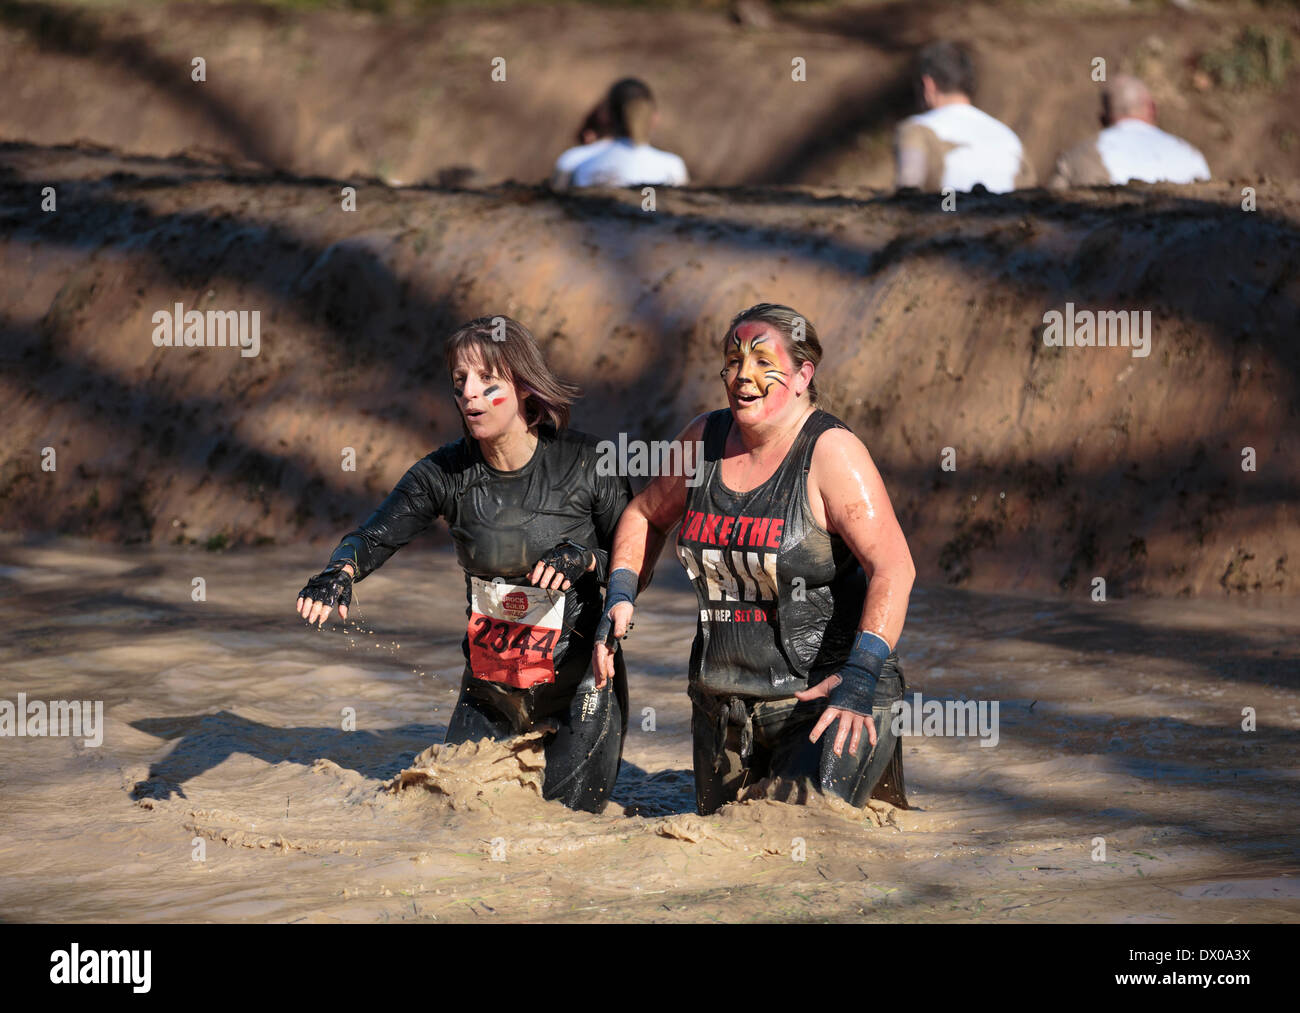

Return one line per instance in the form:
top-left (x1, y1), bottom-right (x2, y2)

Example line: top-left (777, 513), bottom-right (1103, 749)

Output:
top-left (296, 562), bottom-right (355, 627)
top-left (592, 601), bottom-right (634, 688)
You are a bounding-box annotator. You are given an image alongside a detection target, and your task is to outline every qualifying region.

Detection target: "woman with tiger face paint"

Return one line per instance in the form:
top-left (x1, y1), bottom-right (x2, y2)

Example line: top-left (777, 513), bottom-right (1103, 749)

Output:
top-left (295, 316), bottom-right (636, 814)
top-left (594, 303), bottom-right (916, 814)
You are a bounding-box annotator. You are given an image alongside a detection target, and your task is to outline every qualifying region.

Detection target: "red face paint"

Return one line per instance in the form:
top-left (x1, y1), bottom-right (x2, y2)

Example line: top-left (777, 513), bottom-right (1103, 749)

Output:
top-left (491, 397), bottom-right (506, 406)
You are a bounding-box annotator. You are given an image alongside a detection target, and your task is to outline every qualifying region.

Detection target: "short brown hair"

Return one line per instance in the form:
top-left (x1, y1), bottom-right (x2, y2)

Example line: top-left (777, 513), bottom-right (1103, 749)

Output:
top-left (917, 40), bottom-right (976, 99)
top-left (443, 316), bottom-right (580, 432)
top-left (722, 303), bottom-right (825, 409)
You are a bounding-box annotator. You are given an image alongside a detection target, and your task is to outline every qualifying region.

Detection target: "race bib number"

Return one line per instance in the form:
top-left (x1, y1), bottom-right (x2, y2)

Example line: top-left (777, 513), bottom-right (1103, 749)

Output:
top-left (467, 577), bottom-right (565, 688)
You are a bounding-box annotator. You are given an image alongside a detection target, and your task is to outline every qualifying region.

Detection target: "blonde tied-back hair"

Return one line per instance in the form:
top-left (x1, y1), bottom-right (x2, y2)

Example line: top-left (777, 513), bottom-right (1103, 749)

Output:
top-left (609, 77), bottom-right (656, 146)
top-left (722, 303), bottom-right (826, 409)
top-left (444, 316), bottom-right (580, 432)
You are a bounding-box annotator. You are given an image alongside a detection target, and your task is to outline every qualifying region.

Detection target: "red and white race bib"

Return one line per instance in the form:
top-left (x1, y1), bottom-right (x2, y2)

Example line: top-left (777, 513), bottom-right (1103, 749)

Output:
top-left (467, 577), bottom-right (566, 688)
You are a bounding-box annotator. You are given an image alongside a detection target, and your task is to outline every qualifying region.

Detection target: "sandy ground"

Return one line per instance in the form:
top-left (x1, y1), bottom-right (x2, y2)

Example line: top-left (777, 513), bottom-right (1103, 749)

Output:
top-left (1, 535), bottom-right (1297, 923)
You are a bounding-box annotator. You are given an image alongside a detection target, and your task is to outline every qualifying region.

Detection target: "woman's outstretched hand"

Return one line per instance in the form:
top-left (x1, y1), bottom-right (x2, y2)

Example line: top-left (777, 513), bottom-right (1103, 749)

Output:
top-left (296, 561), bottom-right (355, 627)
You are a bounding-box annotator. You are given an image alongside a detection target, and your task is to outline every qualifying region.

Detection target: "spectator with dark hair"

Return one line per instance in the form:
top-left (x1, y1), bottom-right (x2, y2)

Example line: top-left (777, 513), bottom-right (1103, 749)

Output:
top-left (551, 94), bottom-right (615, 190)
top-left (576, 100), bottom-right (613, 148)
top-left (1049, 74), bottom-right (1210, 188)
top-left (894, 40), bottom-right (1034, 194)
top-left (569, 77), bottom-right (688, 189)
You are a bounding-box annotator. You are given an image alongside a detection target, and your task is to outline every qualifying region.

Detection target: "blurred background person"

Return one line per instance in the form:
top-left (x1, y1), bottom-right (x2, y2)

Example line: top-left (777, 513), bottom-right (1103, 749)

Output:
top-left (894, 40), bottom-right (1035, 194)
top-left (1049, 74), bottom-right (1211, 188)
top-left (551, 93), bottom-right (615, 190)
top-left (570, 77), bottom-right (689, 188)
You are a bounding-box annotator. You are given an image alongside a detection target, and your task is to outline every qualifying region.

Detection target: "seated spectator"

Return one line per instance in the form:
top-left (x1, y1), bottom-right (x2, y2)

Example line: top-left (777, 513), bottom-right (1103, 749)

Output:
top-left (570, 78), bottom-right (689, 189)
top-left (1050, 74), bottom-right (1211, 187)
top-left (551, 96), bottom-right (615, 190)
top-left (894, 40), bottom-right (1035, 194)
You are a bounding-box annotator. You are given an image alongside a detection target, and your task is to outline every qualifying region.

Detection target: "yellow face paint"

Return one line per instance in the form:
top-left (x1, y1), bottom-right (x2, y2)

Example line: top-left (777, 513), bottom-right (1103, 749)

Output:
top-left (722, 322), bottom-right (796, 422)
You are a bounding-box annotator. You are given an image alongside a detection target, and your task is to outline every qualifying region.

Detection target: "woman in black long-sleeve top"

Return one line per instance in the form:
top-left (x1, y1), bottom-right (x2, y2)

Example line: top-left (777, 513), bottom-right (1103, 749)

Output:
top-left (296, 316), bottom-right (633, 813)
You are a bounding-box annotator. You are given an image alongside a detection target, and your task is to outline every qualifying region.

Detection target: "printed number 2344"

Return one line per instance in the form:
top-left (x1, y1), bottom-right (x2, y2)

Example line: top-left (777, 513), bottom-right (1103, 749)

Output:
top-left (471, 618), bottom-right (556, 658)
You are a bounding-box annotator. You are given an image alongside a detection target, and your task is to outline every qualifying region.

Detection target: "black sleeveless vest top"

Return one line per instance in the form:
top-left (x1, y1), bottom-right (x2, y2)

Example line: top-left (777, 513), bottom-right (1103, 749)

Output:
top-left (676, 408), bottom-right (868, 698)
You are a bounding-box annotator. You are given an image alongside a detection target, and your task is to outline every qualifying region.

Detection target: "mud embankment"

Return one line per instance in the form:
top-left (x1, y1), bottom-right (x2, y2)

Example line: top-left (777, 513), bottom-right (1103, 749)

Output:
top-left (1, 143), bottom-right (1297, 595)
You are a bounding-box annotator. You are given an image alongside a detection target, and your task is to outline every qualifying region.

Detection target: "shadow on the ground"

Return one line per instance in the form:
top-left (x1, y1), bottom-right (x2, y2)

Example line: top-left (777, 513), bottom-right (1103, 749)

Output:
top-left (128, 710), bottom-right (444, 799)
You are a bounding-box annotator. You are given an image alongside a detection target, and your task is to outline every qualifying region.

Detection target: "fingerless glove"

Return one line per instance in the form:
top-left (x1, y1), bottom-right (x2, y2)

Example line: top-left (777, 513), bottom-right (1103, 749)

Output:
top-left (298, 560), bottom-right (354, 611)
top-left (535, 539), bottom-right (596, 584)
top-left (826, 631), bottom-right (892, 716)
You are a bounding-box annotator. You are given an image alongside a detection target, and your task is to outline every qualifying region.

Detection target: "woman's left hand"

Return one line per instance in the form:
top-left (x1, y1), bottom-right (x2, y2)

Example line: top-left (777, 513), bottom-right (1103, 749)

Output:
top-left (794, 675), bottom-right (878, 758)
top-left (528, 539), bottom-right (595, 591)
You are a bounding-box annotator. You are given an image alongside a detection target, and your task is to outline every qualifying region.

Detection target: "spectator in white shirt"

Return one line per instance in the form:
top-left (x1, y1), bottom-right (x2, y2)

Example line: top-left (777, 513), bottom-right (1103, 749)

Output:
top-left (570, 78), bottom-right (689, 189)
top-left (1050, 74), bottom-right (1211, 188)
top-left (894, 40), bottom-right (1035, 194)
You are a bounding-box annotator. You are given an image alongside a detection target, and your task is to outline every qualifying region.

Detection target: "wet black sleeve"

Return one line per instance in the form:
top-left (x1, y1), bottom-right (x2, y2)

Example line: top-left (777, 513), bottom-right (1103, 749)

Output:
top-left (589, 468), bottom-right (632, 585)
top-left (328, 453), bottom-right (453, 581)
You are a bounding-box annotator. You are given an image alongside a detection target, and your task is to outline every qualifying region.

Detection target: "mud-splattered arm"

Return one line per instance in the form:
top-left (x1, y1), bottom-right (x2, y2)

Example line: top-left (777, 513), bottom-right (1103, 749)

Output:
top-left (327, 452), bottom-right (453, 581)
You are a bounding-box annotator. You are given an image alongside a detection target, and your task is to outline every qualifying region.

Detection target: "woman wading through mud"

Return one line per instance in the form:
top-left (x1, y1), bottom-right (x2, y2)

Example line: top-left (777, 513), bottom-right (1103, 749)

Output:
top-left (296, 316), bottom-right (636, 813)
top-left (594, 304), bottom-right (916, 814)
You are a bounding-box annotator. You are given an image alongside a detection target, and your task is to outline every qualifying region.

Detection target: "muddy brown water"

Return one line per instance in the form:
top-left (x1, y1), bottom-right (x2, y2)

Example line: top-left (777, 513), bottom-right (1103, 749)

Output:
top-left (1, 536), bottom-right (1297, 922)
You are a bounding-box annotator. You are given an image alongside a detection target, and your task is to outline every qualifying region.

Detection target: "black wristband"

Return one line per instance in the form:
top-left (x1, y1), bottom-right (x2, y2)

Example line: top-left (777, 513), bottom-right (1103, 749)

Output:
top-left (327, 538), bottom-right (362, 577)
top-left (826, 632), bottom-right (891, 716)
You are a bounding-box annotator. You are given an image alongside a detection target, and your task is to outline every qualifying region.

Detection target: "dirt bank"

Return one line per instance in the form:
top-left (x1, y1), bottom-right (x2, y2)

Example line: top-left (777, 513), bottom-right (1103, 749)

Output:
top-left (2, 142), bottom-right (1297, 594)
